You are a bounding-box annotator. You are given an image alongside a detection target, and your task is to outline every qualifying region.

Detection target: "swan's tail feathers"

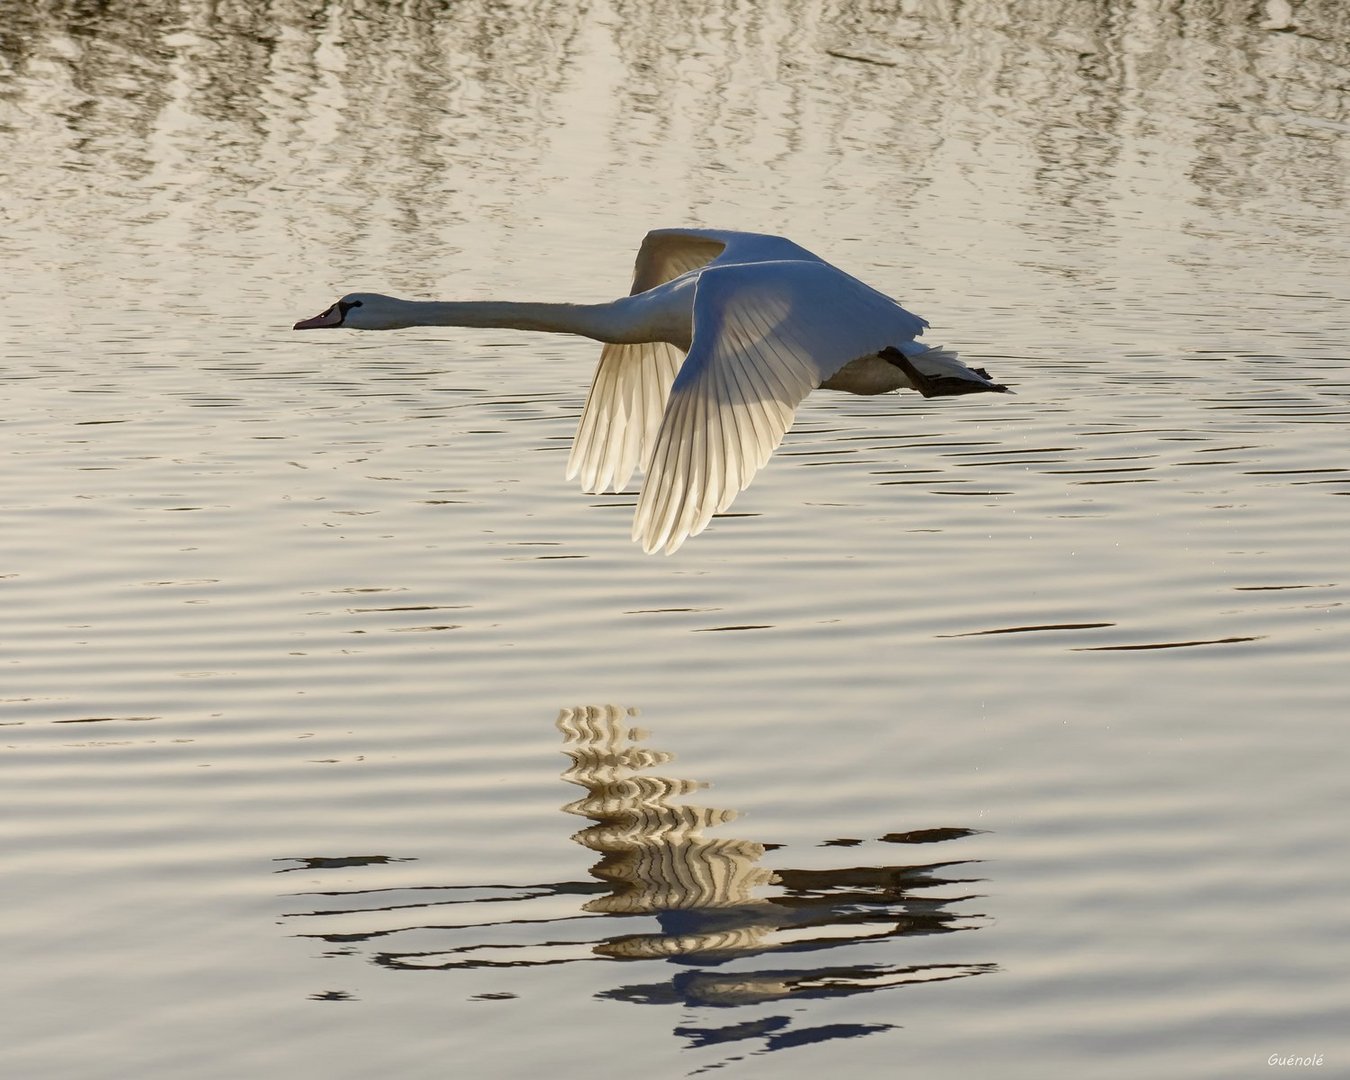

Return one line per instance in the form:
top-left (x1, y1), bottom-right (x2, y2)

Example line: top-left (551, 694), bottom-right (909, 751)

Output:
top-left (880, 345), bottom-right (1012, 398)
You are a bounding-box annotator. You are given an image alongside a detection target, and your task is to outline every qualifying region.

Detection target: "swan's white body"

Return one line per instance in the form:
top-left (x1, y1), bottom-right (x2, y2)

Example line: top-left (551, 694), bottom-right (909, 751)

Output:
top-left (294, 228), bottom-right (1009, 553)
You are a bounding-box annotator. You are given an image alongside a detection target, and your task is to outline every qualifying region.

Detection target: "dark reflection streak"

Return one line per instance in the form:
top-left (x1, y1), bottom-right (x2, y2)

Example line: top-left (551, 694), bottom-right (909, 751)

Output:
top-left (1074, 635), bottom-right (1264, 652)
top-left (285, 892), bottom-right (604, 920)
top-left (1246, 468), bottom-right (1349, 475)
top-left (881, 827), bottom-right (986, 844)
top-left (347, 605), bottom-right (471, 612)
top-left (1047, 466), bottom-right (1153, 474)
top-left (301, 911), bottom-right (609, 946)
top-left (623, 607), bottom-right (721, 614)
top-left (937, 622), bottom-right (1115, 638)
top-left (275, 854), bottom-right (415, 873)
top-left (286, 881), bottom-right (607, 899)
top-left (828, 49), bottom-right (899, 67)
top-left (375, 947), bottom-right (608, 970)
top-left (1233, 584), bottom-right (1335, 591)
top-left (924, 489), bottom-right (1014, 496)
top-left (689, 1018), bottom-right (900, 1058)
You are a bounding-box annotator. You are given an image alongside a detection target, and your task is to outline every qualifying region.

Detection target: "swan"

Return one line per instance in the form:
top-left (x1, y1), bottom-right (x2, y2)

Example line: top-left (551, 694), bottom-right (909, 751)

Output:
top-left (294, 228), bottom-right (1010, 553)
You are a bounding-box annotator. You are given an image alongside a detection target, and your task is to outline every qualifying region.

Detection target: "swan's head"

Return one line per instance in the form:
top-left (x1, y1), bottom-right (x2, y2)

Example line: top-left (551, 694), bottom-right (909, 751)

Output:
top-left (293, 293), bottom-right (411, 331)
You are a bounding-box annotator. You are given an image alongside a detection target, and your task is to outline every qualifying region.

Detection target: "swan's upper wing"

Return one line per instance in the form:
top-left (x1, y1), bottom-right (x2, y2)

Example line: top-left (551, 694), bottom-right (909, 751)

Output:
top-left (632, 259), bottom-right (928, 554)
top-left (636, 228), bottom-right (826, 276)
top-left (567, 229), bottom-right (825, 494)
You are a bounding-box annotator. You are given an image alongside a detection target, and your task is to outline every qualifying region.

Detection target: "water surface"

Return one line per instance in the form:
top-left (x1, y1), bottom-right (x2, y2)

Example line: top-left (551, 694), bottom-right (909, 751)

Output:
top-left (2, 1), bottom-right (1348, 1077)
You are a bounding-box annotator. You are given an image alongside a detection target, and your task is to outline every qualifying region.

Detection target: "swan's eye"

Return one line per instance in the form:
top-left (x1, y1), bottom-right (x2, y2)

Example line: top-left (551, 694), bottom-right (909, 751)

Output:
top-left (336, 299), bottom-right (363, 319)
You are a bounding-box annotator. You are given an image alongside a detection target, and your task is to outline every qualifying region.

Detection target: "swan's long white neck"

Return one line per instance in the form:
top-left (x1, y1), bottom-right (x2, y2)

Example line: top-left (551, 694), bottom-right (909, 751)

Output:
top-left (377, 298), bottom-right (647, 344)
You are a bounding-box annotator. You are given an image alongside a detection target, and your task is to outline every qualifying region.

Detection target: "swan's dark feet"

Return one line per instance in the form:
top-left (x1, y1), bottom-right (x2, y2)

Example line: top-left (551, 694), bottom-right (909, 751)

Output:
top-left (879, 346), bottom-right (1009, 398)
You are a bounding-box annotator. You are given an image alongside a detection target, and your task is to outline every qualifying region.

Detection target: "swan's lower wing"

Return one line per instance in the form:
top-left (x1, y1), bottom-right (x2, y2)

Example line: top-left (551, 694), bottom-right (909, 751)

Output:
top-left (564, 232), bottom-right (727, 493)
top-left (633, 261), bottom-right (927, 554)
top-left (567, 340), bottom-right (685, 493)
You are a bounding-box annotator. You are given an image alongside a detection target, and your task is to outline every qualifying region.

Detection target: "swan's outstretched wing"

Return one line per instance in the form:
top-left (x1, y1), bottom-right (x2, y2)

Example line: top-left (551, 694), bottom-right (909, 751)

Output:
top-left (567, 231), bottom-right (722, 494)
top-left (567, 229), bottom-right (826, 494)
top-left (632, 260), bottom-right (929, 554)
top-left (567, 338), bottom-right (686, 494)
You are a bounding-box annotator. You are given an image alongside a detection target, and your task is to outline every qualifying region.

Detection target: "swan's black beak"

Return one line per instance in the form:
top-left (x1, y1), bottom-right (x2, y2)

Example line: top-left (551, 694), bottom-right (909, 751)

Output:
top-left (294, 303), bottom-right (344, 330)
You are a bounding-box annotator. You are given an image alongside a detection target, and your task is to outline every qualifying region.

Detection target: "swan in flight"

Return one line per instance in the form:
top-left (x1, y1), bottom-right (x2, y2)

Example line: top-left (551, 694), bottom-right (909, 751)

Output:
top-left (294, 228), bottom-right (1010, 553)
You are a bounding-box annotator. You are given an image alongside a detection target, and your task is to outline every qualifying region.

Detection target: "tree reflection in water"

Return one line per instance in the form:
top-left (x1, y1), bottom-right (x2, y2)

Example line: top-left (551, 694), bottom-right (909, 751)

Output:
top-left (280, 704), bottom-right (995, 1057)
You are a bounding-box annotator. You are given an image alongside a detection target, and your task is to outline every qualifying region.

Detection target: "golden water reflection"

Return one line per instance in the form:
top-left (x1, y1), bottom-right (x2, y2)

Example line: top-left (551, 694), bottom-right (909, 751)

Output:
top-left (559, 705), bottom-right (990, 976)
top-left (281, 705), bottom-right (993, 1053)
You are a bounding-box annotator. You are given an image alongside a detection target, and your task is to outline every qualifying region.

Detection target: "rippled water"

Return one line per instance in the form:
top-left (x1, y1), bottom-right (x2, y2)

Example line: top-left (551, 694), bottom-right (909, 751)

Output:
top-left (2, 1), bottom-right (1348, 1077)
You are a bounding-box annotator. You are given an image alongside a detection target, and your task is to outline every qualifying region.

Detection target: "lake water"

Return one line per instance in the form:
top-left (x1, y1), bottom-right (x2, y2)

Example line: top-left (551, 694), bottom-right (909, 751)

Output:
top-left (2, 0), bottom-right (1348, 1077)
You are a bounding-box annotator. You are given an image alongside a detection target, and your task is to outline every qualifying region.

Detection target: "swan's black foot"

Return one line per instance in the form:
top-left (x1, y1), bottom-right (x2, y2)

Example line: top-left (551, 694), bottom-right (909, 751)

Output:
top-left (879, 346), bottom-right (1009, 398)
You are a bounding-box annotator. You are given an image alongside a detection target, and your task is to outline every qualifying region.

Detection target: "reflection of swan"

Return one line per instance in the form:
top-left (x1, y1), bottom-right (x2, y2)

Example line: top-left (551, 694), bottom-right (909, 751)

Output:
top-left (556, 705), bottom-right (989, 982)
top-left (278, 704), bottom-right (993, 1064)
top-left (294, 228), bottom-right (1010, 553)
top-left (558, 704), bottom-right (776, 956)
